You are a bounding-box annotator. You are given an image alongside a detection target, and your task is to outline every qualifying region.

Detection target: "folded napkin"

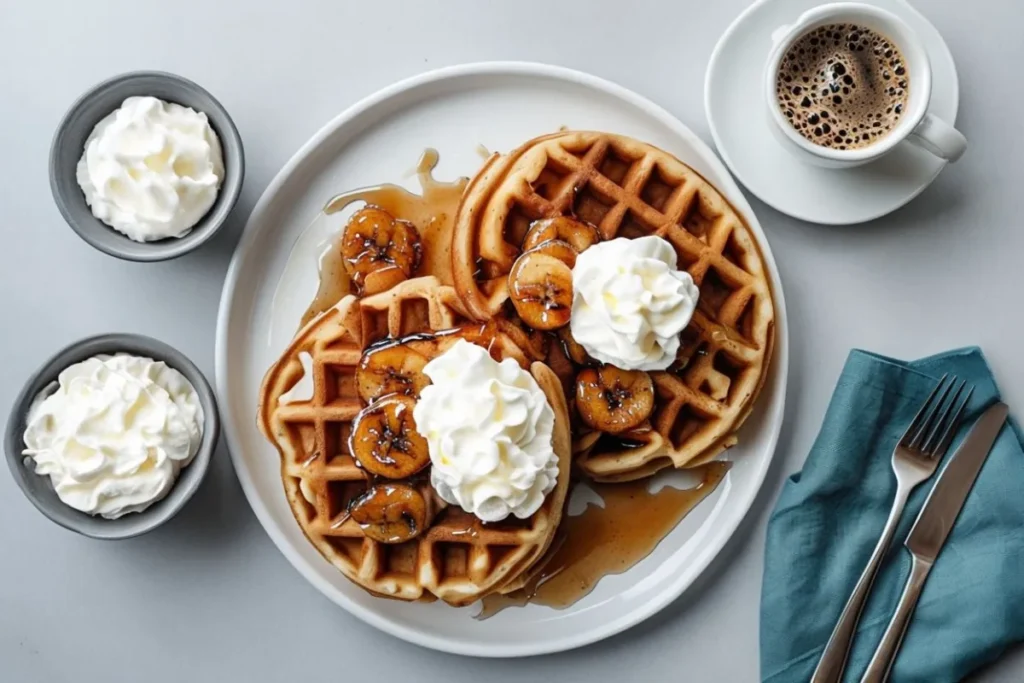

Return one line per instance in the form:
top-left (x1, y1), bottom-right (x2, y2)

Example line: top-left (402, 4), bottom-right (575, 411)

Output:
top-left (761, 348), bottom-right (1024, 683)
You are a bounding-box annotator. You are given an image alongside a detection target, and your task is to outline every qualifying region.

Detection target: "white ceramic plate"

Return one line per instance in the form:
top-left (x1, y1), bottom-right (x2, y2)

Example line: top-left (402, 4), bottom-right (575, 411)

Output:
top-left (215, 62), bottom-right (789, 657)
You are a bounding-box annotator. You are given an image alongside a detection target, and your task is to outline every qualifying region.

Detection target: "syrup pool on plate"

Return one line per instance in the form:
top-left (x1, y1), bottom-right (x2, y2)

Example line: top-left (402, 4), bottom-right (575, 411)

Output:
top-left (302, 149), bottom-right (469, 327)
top-left (268, 148), bottom-right (471, 347)
top-left (478, 461), bottom-right (731, 617)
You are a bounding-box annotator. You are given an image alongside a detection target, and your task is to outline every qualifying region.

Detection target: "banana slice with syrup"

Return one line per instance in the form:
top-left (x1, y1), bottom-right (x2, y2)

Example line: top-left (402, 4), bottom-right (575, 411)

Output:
top-left (350, 395), bottom-right (430, 479)
top-left (575, 366), bottom-right (655, 434)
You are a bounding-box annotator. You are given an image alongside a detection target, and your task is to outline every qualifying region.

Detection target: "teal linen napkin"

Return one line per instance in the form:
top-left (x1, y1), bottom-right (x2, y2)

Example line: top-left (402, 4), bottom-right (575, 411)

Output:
top-left (761, 348), bottom-right (1024, 683)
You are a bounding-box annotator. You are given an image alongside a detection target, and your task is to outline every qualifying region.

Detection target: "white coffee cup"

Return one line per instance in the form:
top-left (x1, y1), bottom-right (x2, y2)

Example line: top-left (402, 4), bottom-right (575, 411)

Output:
top-left (764, 2), bottom-right (966, 169)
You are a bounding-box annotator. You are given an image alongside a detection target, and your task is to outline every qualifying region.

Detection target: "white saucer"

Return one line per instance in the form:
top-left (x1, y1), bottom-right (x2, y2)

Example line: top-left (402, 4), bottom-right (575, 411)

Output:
top-left (705, 0), bottom-right (960, 225)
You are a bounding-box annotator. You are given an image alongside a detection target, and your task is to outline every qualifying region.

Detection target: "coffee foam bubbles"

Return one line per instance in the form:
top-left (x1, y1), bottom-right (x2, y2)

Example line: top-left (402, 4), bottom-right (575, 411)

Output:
top-left (775, 23), bottom-right (909, 150)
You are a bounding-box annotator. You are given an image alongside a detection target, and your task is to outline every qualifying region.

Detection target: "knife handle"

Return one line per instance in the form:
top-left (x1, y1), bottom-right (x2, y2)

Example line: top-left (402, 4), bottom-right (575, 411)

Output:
top-left (860, 554), bottom-right (934, 683)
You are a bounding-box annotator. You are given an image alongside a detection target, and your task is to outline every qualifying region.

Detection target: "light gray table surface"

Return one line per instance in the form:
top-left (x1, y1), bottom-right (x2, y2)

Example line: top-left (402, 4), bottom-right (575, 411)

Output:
top-left (2, 0), bottom-right (1021, 680)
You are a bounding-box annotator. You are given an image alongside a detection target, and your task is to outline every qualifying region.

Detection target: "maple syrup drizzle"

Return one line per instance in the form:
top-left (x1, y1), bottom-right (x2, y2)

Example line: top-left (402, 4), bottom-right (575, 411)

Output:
top-left (477, 461), bottom-right (731, 618)
top-left (299, 149), bottom-right (469, 326)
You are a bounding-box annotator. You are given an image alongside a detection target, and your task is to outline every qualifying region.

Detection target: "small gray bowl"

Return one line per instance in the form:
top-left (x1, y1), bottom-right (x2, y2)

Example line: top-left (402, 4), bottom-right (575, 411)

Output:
top-left (4, 334), bottom-right (220, 539)
top-left (49, 71), bottom-right (244, 261)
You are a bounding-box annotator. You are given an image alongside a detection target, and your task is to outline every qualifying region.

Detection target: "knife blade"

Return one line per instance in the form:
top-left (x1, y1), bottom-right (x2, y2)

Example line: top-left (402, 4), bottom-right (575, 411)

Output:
top-left (860, 401), bottom-right (1009, 683)
top-left (905, 401), bottom-right (1008, 561)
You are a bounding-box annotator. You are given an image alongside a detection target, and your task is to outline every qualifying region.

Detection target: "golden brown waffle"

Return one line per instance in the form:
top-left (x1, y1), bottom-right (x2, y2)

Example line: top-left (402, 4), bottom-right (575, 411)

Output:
top-left (258, 276), bottom-right (572, 605)
top-left (452, 131), bottom-right (775, 481)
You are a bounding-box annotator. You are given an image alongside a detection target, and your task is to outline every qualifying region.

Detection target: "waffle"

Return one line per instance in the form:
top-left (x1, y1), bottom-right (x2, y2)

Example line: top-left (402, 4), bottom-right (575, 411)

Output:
top-left (451, 131), bottom-right (775, 481)
top-left (258, 276), bottom-right (572, 605)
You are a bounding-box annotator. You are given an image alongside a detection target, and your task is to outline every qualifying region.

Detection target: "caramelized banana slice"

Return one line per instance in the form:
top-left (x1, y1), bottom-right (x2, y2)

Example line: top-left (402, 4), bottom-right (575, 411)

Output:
top-left (356, 342), bottom-right (431, 404)
top-left (349, 483), bottom-right (427, 544)
top-left (350, 395), bottom-right (429, 478)
top-left (508, 251), bottom-right (573, 330)
top-left (341, 206), bottom-right (422, 292)
top-left (575, 366), bottom-right (655, 434)
top-left (528, 239), bottom-right (580, 268)
top-left (523, 217), bottom-right (601, 253)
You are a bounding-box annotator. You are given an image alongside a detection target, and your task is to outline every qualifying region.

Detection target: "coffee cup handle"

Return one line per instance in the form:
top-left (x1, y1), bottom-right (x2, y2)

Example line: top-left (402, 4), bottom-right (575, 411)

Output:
top-left (909, 114), bottom-right (967, 162)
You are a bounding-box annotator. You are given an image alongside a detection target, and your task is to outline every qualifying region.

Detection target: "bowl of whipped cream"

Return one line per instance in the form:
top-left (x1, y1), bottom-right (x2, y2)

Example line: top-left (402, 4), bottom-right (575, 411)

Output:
top-left (4, 334), bottom-right (219, 538)
top-left (49, 71), bottom-right (244, 261)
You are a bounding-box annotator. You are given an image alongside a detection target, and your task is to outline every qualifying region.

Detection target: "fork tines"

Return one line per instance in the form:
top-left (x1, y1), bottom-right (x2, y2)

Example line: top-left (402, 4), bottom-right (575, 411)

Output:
top-left (902, 374), bottom-right (974, 457)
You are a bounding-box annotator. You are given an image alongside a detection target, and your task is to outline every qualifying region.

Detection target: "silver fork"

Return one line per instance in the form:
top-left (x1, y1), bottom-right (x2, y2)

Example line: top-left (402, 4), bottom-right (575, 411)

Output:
top-left (811, 374), bottom-right (972, 683)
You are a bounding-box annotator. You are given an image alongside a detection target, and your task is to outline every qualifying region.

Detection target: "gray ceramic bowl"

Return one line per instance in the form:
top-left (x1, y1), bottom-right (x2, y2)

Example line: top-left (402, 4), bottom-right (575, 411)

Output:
top-left (4, 334), bottom-right (219, 539)
top-left (49, 71), bottom-right (244, 261)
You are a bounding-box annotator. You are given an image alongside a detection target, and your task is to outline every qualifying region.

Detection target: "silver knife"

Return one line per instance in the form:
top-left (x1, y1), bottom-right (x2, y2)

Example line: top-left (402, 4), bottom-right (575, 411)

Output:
top-left (860, 402), bottom-right (1009, 683)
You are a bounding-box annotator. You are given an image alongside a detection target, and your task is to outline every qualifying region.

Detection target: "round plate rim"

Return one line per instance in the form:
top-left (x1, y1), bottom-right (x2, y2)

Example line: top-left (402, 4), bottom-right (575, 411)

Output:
top-left (703, 0), bottom-right (961, 226)
top-left (215, 60), bottom-right (790, 657)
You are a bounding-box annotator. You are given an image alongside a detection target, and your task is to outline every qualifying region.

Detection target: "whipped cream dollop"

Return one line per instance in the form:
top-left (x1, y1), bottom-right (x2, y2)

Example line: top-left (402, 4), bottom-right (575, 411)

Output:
top-left (571, 235), bottom-right (700, 371)
top-left (76, 95), bottom-right (224, 242)
top-left (413, 339), bottom-right (558, 522)
top-left (22, 354), bottom-right (204, 519)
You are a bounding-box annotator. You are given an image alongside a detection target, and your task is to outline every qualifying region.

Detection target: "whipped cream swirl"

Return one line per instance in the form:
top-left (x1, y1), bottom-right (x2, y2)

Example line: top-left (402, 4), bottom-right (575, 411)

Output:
top-left (571, 235), bottom-right (700, 371)
top-left (76, 95), bottom-right (224, 242)
top-left (413, 339), bottom-right (558, 522)
top-left (22, 354), bottom-right (204, 519)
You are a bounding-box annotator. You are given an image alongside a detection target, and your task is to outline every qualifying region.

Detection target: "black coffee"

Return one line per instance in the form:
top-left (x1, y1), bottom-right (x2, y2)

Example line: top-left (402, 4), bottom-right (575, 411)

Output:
top-left (775, 23), bottom-right (909, 150)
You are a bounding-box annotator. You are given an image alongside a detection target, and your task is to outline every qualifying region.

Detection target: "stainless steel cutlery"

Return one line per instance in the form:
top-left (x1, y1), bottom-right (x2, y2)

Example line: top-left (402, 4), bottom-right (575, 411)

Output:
top-left (859, 402), bottom-right (1008, 683)
top-left (812, 375), bottom-right (973, 683)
